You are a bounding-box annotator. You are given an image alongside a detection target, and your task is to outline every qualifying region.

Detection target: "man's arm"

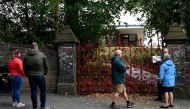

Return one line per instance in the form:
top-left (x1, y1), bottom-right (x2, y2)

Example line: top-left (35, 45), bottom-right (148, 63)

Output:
top-left (43, 55), bottom-right (49, 75)
top-left (17, 59), bottom-right (25, 77)
top-left (158, 64), bottom-right (165, 81)
top-left (114, 58), bottom-right (127, 72)
top-left (23, 57), bottom-right (28, 77)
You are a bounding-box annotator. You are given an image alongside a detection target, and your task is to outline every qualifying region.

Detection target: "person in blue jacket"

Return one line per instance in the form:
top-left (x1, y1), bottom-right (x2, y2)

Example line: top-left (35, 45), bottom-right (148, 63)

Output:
top-left (110, 49), bottom-right (134, 109)
top-left (158, 54), bottom-right (176, 108)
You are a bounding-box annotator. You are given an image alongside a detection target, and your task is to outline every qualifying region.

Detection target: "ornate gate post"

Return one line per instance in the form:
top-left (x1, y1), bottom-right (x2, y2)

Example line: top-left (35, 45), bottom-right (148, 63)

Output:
top-left (54, 25), bottom-right (79, 95)
top-left (164, 23), bottom-right (189, 97)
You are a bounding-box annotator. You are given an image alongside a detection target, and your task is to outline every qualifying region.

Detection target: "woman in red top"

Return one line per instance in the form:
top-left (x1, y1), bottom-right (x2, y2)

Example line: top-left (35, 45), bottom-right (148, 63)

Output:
top-left (8, 49), bottom-right (25, 107)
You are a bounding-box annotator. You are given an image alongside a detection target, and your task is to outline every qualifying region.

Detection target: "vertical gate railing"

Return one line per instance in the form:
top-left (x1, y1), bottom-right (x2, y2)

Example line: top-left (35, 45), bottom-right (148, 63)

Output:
top-left (77, 33), bottom-right (161, 95)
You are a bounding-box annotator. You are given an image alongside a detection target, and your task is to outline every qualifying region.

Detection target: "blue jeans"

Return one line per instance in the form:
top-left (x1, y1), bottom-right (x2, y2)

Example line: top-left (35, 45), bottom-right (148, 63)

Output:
top-left (28, 76), bottom-right (46, 109)
top-left (10, 75), bottom-right (23, 103)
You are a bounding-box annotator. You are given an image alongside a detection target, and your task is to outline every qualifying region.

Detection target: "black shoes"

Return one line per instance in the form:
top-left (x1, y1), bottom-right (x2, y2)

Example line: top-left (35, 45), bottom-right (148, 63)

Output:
top-left (160, 105), bottom-right (174, 108)
top-left (160, 106), bottom-right (168, 108)
top-left (110, 104), bottom-right (120, 109)
top-left (127, 101), bottom-right (135, 108)
top-left (110, 101), bottom-right (135, 109)
top-left (169, 104), bottom-right (173, 107)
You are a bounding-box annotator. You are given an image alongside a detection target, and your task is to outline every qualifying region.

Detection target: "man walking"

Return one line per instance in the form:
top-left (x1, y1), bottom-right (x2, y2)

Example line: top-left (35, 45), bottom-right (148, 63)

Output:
top-left (23, 42), bottom-right (49, 109)
top-left (110, 49), bottom-right (134, 109)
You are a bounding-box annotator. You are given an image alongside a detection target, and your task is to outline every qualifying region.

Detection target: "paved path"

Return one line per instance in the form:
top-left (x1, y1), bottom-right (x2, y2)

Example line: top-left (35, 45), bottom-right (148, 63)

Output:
top-left (0, 93), bottom-right (190, 109)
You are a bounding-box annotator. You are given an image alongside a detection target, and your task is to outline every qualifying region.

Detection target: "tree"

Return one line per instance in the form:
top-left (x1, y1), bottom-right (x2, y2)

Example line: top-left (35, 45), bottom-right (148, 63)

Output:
top-left (126, 0), bottom-right (190, 40)
top-left (0, 0), bottom-right (133, 45)
top-left (182, 1), bottom-right (190, 37)
top-left (60, 0), bottom-right (130, 45)
top-left (0, 0), bottom-right (58, 44)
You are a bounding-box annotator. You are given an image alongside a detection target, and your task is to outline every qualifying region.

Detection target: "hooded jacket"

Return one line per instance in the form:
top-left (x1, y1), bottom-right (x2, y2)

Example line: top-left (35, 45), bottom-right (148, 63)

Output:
top-left (158, 60), bottom-right (176, 87)
top-left (111, 56), bottom-right (128, 85)
top-left (23, 48), bottom-right (48, 77)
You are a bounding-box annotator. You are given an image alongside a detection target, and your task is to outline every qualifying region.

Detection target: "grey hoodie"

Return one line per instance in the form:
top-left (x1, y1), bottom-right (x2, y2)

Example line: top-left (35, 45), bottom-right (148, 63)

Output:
top-left (23, 48), bottom-right (48, 77)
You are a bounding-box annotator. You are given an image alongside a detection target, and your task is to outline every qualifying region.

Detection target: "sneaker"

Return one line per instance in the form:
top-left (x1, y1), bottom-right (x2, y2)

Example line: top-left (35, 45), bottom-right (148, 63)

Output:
top-left (16, 102), bottom-right (25, 107)
top-left (110, 104), bottom-right (119, 109)
top-left (127, 101), bottom-right (134, 108)
top-left (12, 102), bottom-right (17, 107)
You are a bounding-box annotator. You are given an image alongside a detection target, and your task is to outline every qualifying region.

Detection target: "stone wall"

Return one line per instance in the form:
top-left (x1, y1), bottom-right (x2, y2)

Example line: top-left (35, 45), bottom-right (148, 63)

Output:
top-left (167, 44), bottom-right (190, 98)
top-left (184, 45), bottom-right (190, 97)
top-left (0, 43), bottom-right (58, 93)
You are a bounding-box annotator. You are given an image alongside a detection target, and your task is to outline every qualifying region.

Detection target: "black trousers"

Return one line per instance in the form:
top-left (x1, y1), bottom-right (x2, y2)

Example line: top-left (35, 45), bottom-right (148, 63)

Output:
top-left (157, 80), bottom-right (162, 100)
top-left (28, 76), bottom-right (46, 109)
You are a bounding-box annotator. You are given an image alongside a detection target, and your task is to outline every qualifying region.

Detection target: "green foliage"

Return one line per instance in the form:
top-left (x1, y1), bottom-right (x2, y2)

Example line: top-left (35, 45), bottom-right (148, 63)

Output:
top-left (182, 3), bottom-right (190, 37)
top-left (0, 0), bottom-right (59, 44)
top-left (1, 0), bottom-right (190, 45)
top-left (127, 0), bottom-right (189, 38)
top-left (88, 47), bottom-right (161, 65)
top-left (0, 0), bottom-right (132, 45)
top-left (62, 0), bottom-right (130, 45)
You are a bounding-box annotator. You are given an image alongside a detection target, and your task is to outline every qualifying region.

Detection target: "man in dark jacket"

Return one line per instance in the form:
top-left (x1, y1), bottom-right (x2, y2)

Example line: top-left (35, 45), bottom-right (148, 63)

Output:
top-left (154, 47), bottom-right (169, 101)
top-left (110, 49), bottom-right (134, 109)
top-left (23, 42), bottom-right (49, 109)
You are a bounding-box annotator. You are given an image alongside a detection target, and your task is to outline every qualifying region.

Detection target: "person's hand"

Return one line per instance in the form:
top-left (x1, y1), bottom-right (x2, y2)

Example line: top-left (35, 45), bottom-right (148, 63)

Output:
top-left (159, 80), bottom-right (162, 84)
top-left (126, 65), bottom-right (129, 69)
top-left (23, 77), bottom-right (28, 82)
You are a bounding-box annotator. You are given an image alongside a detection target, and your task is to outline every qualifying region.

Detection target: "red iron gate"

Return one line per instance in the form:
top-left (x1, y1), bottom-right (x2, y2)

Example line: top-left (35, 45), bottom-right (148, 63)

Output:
top-left (77, 34), bottom-right (161, 95)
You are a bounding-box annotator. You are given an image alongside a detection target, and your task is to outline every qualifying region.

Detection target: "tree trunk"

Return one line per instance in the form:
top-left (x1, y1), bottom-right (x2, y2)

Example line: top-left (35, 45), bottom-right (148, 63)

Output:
top-left (156, 32), bottom-right (160, 48)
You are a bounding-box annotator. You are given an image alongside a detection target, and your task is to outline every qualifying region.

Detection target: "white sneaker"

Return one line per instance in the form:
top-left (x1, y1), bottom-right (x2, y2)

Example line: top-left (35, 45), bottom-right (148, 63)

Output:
top-left (16, 102), bottom-right (25, 107)
top-left (12, 102), bottom-right (17, 107)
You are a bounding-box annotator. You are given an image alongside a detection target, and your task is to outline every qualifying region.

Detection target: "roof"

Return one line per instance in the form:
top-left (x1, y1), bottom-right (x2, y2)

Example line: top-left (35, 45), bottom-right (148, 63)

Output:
top-left (164, 23), bottom-right (188, 40)
top-left (116, 25), bottom-right (144, 35)
top-left (54, 25), bottom-right (79, 43)
top-left (117, 27), bottom-right (144, 34)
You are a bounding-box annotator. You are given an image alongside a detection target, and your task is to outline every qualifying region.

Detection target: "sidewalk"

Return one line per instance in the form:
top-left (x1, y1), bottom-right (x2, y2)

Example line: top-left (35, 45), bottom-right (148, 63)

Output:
top-left (0, 93), bottom-right (190, 109)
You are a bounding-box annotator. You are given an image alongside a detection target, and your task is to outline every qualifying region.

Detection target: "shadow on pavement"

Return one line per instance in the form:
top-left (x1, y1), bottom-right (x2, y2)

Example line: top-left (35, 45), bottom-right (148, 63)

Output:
top-left (0, 102), bottom-right (32, 109)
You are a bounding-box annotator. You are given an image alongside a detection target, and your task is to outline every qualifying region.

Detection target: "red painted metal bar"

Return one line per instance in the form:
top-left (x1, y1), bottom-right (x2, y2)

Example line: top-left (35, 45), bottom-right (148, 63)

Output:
top-left (140, 61), bottom-right (143, 84)
top-left (129, 45), bottom-right (132, 78)
top-left (133, 46), bottom-right (137, 64)
top-left (107, 32), bottom-right (111, 92)
top-left (88, 43), bottom-right (92, 93)
top-left (98, 33), bottom-right (101, 92)
top-left (107, 32), bottom-right (111, 61)
top-left (139, 39), bottom-right (143, 94)
top-left (150, 61), bottom-right (154, 95)
top-left (118, 32), bottom-right (122, 48)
